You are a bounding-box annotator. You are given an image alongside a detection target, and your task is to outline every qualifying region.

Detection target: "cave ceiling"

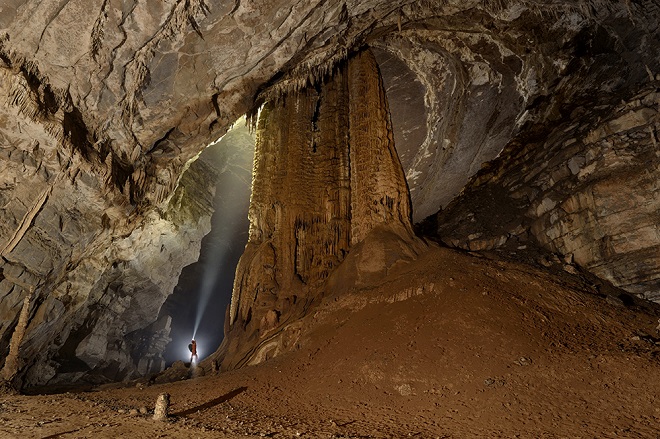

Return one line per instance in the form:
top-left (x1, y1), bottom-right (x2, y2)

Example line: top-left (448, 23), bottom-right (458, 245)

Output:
top-left (1, 1), bottom-right (656, 212)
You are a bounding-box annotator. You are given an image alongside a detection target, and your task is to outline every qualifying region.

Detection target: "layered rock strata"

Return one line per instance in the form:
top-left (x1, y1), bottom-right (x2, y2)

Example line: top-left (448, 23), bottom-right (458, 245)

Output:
top-left (222, 50), bottom-right (420, 369)
top-left (400, 2), bottom-right (660, 302)
top-left (433, 85), bottom-right (660, 301)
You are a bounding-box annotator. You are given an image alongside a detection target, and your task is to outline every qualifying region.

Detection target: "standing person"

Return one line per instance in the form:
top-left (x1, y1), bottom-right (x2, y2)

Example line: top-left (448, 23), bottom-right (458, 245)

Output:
top-left (189, 339), bottom-right (198, 364)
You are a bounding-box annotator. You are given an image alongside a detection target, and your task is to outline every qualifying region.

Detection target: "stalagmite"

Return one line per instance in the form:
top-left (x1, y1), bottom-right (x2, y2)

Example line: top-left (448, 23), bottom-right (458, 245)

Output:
top-left (224, 49), bottom-right (416, 368)
top-left (1, 284), bottom-right (35, 383)
top-left (153, 393), bottom-right (170, 421)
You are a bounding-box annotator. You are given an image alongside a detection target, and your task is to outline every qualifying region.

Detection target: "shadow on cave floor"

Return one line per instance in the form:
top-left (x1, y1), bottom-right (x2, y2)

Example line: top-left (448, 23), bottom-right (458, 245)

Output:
top-left (171, 386), bottom-right (247, 417)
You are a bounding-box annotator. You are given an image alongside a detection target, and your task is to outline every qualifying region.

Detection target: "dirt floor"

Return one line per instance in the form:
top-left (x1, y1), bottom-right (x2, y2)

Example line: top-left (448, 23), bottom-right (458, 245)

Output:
top-left (2, 244), bottom-right (660, 438)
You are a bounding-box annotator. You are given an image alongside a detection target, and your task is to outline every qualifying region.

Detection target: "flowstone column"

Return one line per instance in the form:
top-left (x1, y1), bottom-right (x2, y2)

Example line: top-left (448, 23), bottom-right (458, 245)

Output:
top-left (230, 68), bottom-right (352, 333)
top-left (348, 50), bottom-right (413, 244)
top-left (223, 49), bottom-right (414, 369)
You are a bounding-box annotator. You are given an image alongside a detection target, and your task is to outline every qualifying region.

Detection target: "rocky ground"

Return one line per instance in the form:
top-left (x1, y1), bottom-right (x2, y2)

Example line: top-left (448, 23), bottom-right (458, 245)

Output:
top-left (2, 244), bottom-right (660, 438)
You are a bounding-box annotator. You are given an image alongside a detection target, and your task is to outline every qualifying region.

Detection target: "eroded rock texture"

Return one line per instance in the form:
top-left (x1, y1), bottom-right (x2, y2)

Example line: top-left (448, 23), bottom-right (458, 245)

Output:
top-left (0, 122), bottom-right (217, 388)
top-left (223, 50), bottom-right (420, 369)
top-left (414, 3), bottom-right (660, 302)
top-left (373, 3), bottom-right (660, 225)
top-left (0, 51), bottom-right (220, 386)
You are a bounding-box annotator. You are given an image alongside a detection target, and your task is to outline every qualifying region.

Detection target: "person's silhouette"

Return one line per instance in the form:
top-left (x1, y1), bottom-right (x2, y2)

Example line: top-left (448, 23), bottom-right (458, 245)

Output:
top-left (189, 339), bottom-right (198, 364)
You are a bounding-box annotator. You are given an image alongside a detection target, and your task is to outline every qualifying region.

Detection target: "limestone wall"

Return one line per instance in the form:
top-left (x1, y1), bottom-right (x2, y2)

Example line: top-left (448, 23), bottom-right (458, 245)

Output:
top-left (0, 86), bottom-right (217, 386)
top-left (435, 85), bottom-right (660, 301)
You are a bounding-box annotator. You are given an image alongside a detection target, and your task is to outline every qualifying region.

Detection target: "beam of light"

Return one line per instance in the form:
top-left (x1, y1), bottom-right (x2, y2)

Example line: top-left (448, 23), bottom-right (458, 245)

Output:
top-left (191, 116), bottom-right (255, 343)
top-left (191, 196), bottom-right (248, 341)
top-left (191, 247), bottom-right (228, 340)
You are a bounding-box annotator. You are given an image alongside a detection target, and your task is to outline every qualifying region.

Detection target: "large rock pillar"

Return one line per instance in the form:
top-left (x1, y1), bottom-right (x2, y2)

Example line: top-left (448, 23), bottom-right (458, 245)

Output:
top-left (222, 49), bottom-right (415, 368)
top-left (348, 50), bottom-right (413, 244)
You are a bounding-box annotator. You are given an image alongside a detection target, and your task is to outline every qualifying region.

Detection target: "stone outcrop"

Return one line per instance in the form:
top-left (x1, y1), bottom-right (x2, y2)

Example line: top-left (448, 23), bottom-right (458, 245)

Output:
top-left (372, 27), bottom-right (526, 223)
top-left (0, 93), bottom-right (218, 387)
top-left (0, 139), bottom-right (214, 385)
top-left (372, 3), bottom-right (660, 224)
top-left (222, 49), bottom-right (422, 369)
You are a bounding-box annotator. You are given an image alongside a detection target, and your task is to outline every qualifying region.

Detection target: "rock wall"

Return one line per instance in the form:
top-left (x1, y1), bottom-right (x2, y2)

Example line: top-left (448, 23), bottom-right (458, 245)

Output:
top-left (222, 49), bottom-right (420, 369)
top-left (433, 84), bottom-right (659, 301)
top-left (0, 79), bottom-right (218, 387)
top-left (372, 27), bottom-right (527, 222)
top-left (390, 2), bottom-right (660, 303)
top-left (371, 2), bottom-right (660, 224)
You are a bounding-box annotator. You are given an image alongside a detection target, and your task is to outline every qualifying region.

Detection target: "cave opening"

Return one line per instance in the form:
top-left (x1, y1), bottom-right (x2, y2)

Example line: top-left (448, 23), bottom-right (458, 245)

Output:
top-left (160, 118), bottom-right (255, 366)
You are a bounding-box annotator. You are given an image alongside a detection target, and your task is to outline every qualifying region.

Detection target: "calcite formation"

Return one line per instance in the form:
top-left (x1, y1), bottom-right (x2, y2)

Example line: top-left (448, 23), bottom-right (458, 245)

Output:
top-left (224, 49), bottom-right (420, 369)
top-left (0, 0), bottom-right (658, 387)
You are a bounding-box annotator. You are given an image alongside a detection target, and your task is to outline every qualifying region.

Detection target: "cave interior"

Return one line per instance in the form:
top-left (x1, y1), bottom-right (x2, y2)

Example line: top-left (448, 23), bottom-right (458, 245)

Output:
top-left (0, 0), bottom-right (658, 399)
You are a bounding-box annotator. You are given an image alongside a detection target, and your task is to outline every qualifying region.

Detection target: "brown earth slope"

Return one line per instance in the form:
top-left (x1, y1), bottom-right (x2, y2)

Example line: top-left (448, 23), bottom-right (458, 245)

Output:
top-left (1, 243), bottom-right (660, 438)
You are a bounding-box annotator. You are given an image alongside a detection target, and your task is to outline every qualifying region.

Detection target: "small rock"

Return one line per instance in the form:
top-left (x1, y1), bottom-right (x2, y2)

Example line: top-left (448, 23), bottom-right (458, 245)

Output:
top-left (515, 357), bottom-right (532, 366)
top-left (128, 408), bottom-right (139, 416)
top-left (117, 409), bottom-right (126, 414)
top-left (396, 383), bottom-right (414, 396)
top-left (485, 377), bottom-right (506, 387)
top-left (139, 406), bottom-right (148, 415)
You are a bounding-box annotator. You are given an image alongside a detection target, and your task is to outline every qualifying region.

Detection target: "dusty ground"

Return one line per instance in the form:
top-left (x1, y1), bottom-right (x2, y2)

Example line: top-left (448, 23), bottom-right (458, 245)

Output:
top-left (2, 244), bottom-right (660, 438)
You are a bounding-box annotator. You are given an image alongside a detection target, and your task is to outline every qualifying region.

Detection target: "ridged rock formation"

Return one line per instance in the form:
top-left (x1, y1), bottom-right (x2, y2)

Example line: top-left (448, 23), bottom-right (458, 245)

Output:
top-left (0, 52), bottom-right (219, 386)
top-left (223, 49), bottom-right (422, 369)
top-left (371, 4), bottom-right (660, 224)
top-left (0, 134), bottom-right (217, 388)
